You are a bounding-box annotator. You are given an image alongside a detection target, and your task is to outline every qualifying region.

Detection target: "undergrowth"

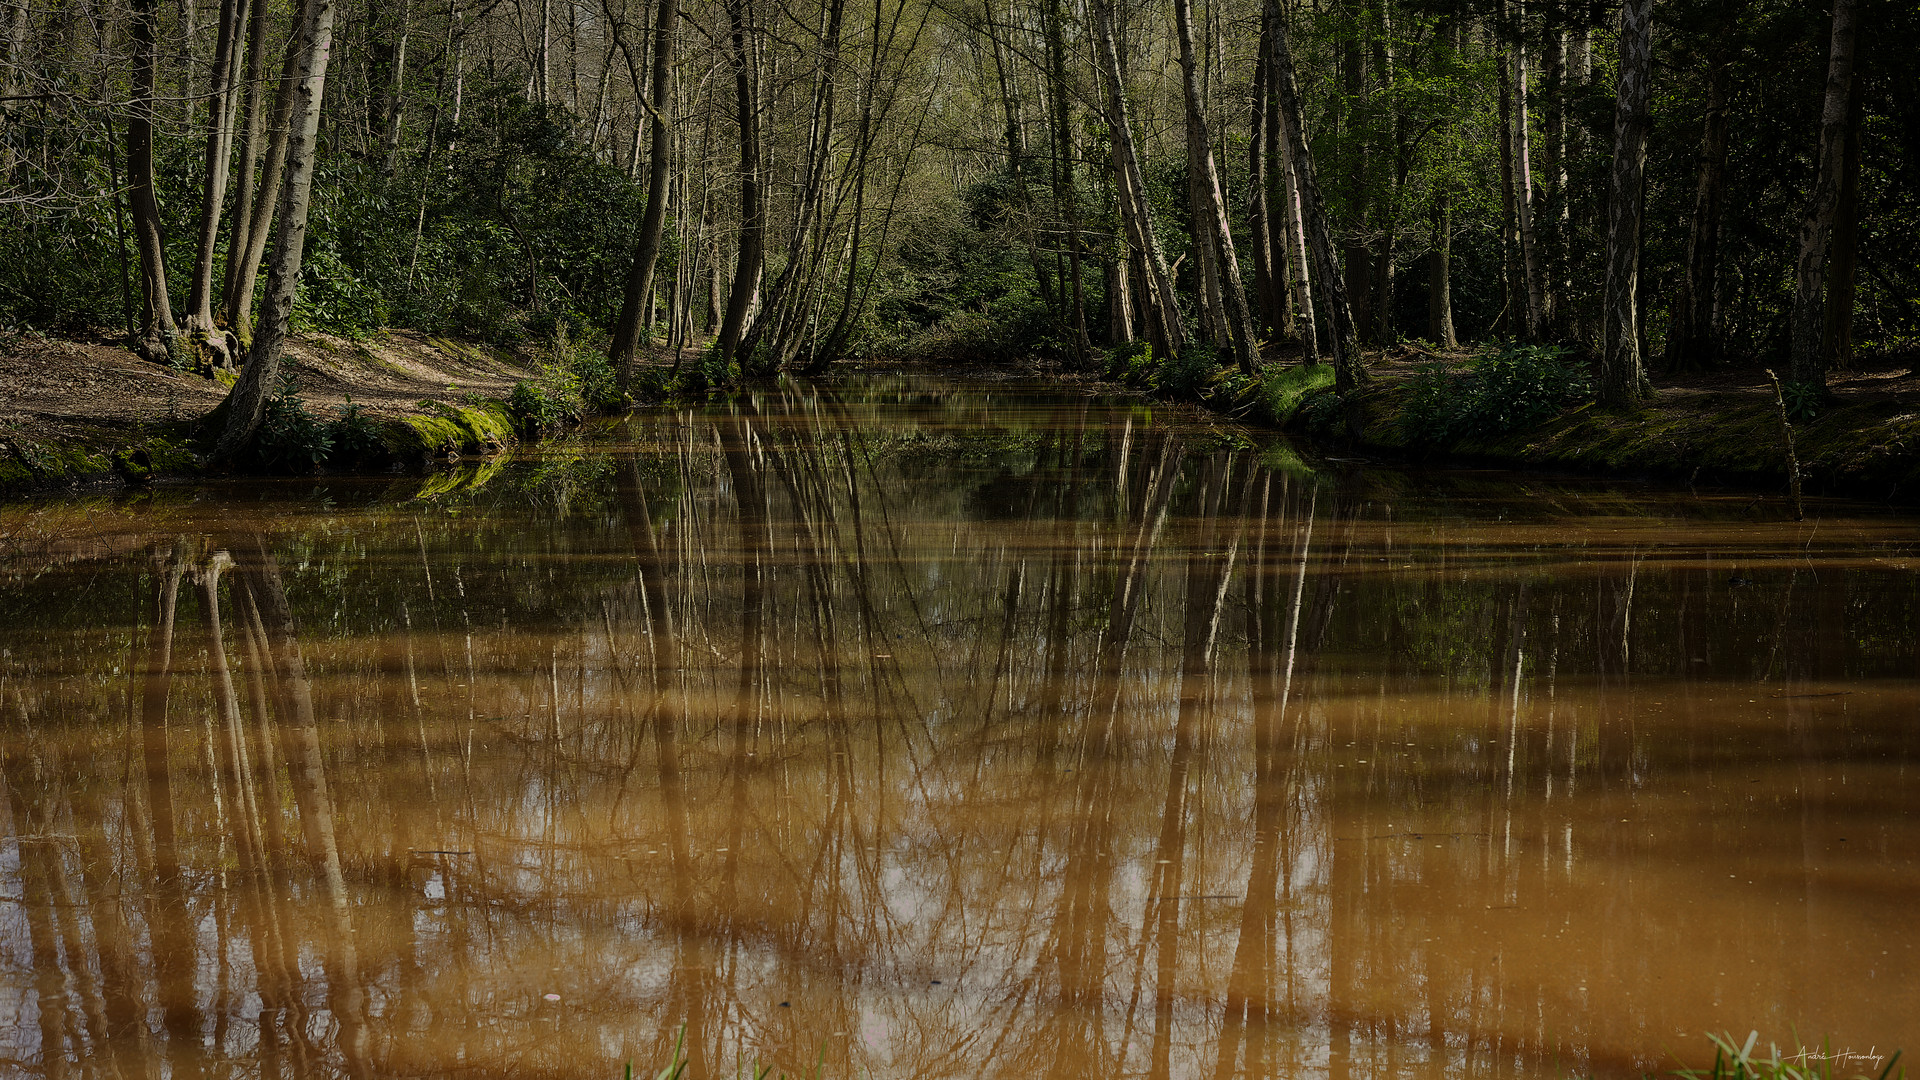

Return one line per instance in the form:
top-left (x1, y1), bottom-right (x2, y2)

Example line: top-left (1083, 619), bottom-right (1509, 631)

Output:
top-left (251, 374), bottom-right (388, 473)
top-left (1400, 341), bottom-right (1590, 445)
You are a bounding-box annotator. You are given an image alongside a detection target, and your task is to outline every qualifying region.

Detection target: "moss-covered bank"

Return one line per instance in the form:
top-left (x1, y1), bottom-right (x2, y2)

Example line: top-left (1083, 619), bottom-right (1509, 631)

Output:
top-left (1296, 372), bottom-right (1920, 502)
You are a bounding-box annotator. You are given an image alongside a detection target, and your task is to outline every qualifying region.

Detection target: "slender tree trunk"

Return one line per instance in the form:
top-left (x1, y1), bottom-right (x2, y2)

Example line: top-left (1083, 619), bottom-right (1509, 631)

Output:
top-left (1175, 0), bottom-right (1258, 371)
top-left (1540, 23), bottom-right (1565, 333)
top-left (1787, 0), bottom-right (1860, 393)
top-left (212, 0), bottom-right (339, 460)
top-left (1045, 0), bottom-right (1092, 363)
top-left (1428, 188), bottom-right (1456, 347)
top-left (610, 0), bottom-right (681, 383)
top-left (715, 0), bottom-right (764, 366)
top-left (1092, 0), bottom-right (1185, 363)
top-left (1278, 101), bottom-right (1317, 358)
top-left (128, 0), bottom-right (179, 365)
top-left (222, 0), bottom-right (273, 323)
top-left (382, 0), bottom-right (411, 173)
top-left (1598, 0), bottom-right (1654, 407)
top-left (1663, 52), bottom-right (1728, 370)
top-left (1340, 0), bottom-right (1370, 343)
top-left (1267, 0), bottom-right (1361, 389)
top-left (1823, 79), bottom-right (1863, 372)
top-left (226, 20), bottom-right (305, 343)
top-left (185, 0), bottom-right (250, 370)
top-left (1512, 12), bottom-right (1546, 338)
top-left (1495, 24), bottom-right (1521, 339)
top-left (1249, 35), bottom-right (1278, 341)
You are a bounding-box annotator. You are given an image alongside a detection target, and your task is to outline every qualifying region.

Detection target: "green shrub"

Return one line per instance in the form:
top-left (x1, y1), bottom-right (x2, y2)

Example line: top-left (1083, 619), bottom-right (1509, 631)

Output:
top-left (252, 373), bottom-right (334, 473)
top-left (328, 395), bottom-right (389, 467)
top-left (1256, 363), bottom-right (1336, 424)
top-left (1400, 341), bottom-right (1590, 445)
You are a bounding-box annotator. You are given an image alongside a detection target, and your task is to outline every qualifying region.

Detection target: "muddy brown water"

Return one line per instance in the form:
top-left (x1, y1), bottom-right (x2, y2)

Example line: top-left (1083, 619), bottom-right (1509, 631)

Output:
top-left (1, 375), bottom-right (1916, 1080)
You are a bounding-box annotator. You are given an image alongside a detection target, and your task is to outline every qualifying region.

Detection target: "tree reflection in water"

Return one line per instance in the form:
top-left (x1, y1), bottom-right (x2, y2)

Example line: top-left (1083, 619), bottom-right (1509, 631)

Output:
top-left (0, 376), bottom-right (1917, 1079)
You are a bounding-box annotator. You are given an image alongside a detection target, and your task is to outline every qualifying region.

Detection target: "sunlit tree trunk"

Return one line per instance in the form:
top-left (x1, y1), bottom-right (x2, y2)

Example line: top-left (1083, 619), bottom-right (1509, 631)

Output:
top-left (183, 0), bottom-right (250, 370)
top-left (1512, 10), bottom-right (1547, 339)
top-left (224, 18), bottom-right (304, 343)
top-left (609, 0), bottom-right (681, 383)
top-left (1787, 0), bottom-right (1860, 394)
top-left (128, 0), bottom-right (180, 365)
top-left (1266, 0), bottom-right (1362, 390)
top-left (211, 0), bottom-right (340, 461)
top-left (1175, 0), bottom-right (1258, 371)
top-left (1091, 0), bottom-right (1185, 363)
top-left (1598, 0), bottom-right (1654, 407)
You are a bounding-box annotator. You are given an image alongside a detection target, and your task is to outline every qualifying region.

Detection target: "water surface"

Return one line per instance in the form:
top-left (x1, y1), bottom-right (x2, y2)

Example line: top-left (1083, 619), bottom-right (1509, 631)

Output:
top-left (2, 375), bottom-right (1916, 1079)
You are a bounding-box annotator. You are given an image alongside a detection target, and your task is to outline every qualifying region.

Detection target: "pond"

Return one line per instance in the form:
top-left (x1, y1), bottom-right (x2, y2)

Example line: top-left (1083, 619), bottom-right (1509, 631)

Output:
top-left (1, 374), bottom-right (1916, 1080)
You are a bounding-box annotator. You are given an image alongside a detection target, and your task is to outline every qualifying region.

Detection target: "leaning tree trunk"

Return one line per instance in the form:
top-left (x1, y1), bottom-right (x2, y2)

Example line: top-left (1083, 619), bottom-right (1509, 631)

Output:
top-left (715, 0), bottom-right (764, 367)
top-left (1175, 0), bottom-right (1259, 372)
top-left (1786, 0), bottom-right (1860, 395)
top-left (128, 0), bottom-right (179, 365)
top-left (1663, 52), bottom-right (1728, 371)
top-left (1248, 36), bottom-right (1278, 342)
top-left (211, 0), bottom-right (338, 462)
top-left (1598, 0), bottom-right (1654, 408)
top-left (1091, 0), bottom-right (1185, 364)
top-left (224, 20), bottom-right (305, 342)
top-left (221, 0), bottom-right (274, 324)
top-left (609, 0), bottom-right (681, 385)
top-left (183, 0), bottom-right (250, 371)
top-left (1265, 0), bottom-right (1362, 391)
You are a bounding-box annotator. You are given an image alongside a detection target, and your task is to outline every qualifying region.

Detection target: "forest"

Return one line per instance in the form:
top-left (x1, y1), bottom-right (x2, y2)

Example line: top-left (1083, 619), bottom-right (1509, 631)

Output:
top-left (1, 0), bottom-right (1915, 456)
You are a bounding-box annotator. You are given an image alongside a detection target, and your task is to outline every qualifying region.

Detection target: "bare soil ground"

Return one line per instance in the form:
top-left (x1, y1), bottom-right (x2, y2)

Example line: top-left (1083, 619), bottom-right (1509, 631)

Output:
top-left (0, 328), bottom-right (532, 450)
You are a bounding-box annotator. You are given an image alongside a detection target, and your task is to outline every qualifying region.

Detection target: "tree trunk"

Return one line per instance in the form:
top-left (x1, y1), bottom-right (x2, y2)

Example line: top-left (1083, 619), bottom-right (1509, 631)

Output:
top-left (1428, 188), bottom-right (1456, 347)
top-left (1787, 0), bottom-right (1860, 393)
top-left (1662, 52), bottom-right (1728, 370)
top-left (1540, 24), bottom-right (1565, 334)
top-left (1248, 35), bottom-right (1278, 341)
top-left (1512, 13), bottom-right (1547, 338)
top-left (221, 0), bottom-right (274, 323)
top-left (1277, 100), bottom-right (1317, 358)
top-left (1092, 0), bottom-right (1185, 363)
top-left (184, 0), bottom-right (249, 371)
top-left (1598, 0), bottom-right (1654, 407)
top-left (1175, 0), bottom-right (1258, 371)
top-left (715, 0), bottom-right (764, 366)
top-left (610, 0), bottom-right (681, 384)
top-left (1045, 0), bottom-right (1092, 363)
top-left (1823, 79), bottom-right (1863, 372)
top-left (128, 0), bottom-right (180, 365)
top-left (1266, 0), bottom-right (1361, 389)
top-left (1495, 25), bottom-right (1521, 339)
top-left (211, 0), bottom-right (339, 461)
top-left (225, 20), bottom-right (306, 343)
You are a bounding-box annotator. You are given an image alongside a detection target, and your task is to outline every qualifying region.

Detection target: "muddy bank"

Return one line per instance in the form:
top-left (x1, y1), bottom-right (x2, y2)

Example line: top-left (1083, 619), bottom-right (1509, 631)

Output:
top-left (0, 329), bottom-right (533, 492)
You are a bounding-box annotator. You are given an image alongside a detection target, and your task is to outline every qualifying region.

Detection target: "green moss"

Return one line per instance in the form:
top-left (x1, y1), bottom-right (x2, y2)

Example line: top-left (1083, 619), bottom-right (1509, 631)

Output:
top-left (389, 401), bottom-right (517, 461)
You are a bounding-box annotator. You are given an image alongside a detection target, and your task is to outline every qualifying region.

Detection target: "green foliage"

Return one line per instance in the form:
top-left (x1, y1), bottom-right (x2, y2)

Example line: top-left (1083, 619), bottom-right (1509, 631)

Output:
top-left (328, 395), bottom-right (388, 467)
top-left (1101, 340), bottom-right (1229, 402)
top-left (1781, 380), bottom-right (1825, 423)
top-left (1401, 342), bottom-right (1591, 445)
top-left (252, 373), bottom-right (335, 473)
top-left (1256, 364), bottom-right (1337, 425)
